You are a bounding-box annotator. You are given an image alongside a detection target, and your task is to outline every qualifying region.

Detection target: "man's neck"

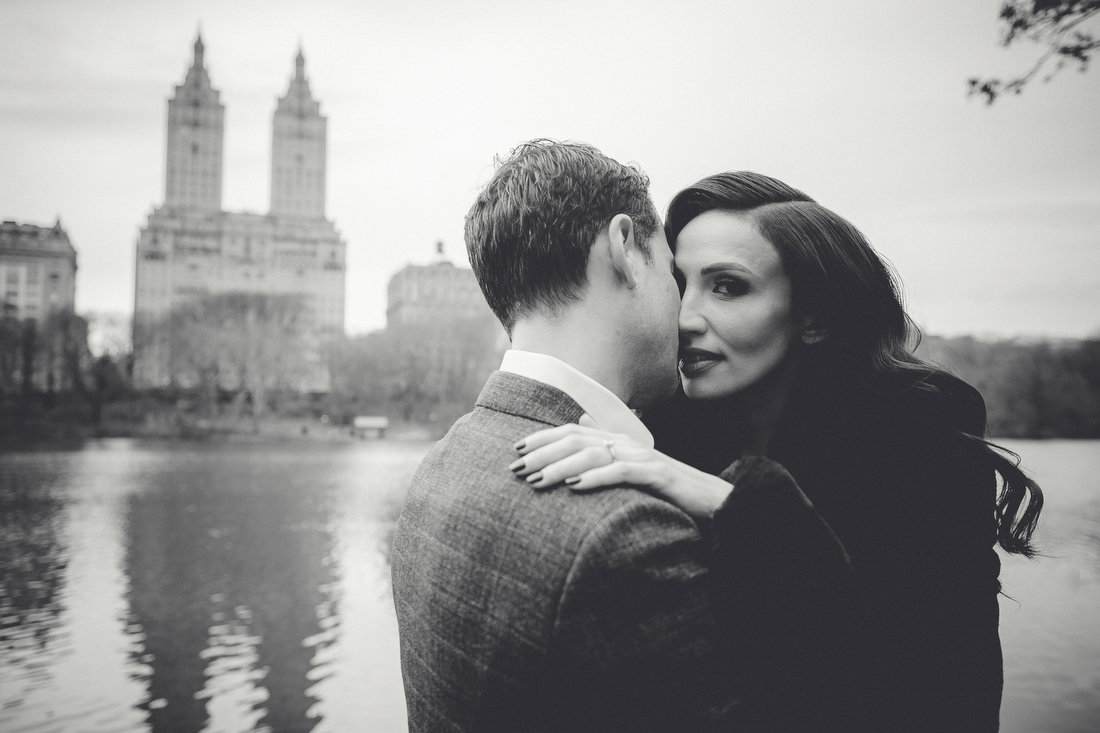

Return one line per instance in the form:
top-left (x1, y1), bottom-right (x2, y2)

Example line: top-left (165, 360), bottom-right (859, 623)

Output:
top-left (510, 312), bottom-right (632, 406)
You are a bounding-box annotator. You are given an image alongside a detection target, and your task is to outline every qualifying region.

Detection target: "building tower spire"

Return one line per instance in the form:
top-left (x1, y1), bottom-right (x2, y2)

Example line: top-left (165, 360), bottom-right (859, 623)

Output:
top-left (164, 33), bottom-right (224, 211)
top-left (270, 45), bottom-right (327, 218)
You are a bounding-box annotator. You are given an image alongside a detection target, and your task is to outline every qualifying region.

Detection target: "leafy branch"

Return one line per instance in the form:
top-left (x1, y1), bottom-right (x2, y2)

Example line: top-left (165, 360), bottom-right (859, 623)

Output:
top-left (969, 0), bottom-right (1100, 103)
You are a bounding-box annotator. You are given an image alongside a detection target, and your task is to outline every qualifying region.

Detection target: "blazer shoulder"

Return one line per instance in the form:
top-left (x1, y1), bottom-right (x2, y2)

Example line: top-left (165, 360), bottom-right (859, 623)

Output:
top-left (403, 401), bottom-right (702, 580)
top-left (548, 491), bottom-right (722, 677)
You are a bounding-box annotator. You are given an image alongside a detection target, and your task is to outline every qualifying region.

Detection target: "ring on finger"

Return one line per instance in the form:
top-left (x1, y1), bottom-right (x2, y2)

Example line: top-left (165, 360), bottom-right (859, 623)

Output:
top-left (603, 439), bottom-right (617, 462)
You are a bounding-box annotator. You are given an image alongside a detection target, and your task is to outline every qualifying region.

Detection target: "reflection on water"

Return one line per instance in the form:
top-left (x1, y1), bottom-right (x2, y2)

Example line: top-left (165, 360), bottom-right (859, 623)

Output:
top-left (0, 438), bottom-right (1098, 732)
top-left (998, 440), bottom-right (1100, 733)
top-left (0, 440), bottom-right (423, 733)
top-left (123, 450), bottom-right (340, 733)
top-left (0, 456), bottom-right (70, 721)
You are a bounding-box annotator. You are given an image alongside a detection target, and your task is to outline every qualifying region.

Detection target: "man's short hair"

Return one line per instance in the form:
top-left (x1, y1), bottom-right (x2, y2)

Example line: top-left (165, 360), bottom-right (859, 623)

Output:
top-left (465, 139), bottom-right (660, 333)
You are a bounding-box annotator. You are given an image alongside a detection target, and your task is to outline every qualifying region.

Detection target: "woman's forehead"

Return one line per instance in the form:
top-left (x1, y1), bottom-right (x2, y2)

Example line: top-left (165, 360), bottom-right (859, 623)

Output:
top-left (674, 211), bottom-right (782, 276)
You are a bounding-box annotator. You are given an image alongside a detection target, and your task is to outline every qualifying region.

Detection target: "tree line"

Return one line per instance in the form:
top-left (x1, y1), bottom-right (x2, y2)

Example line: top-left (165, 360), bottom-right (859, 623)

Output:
top-left (918, 334), bottom-right (1100, 438)
top-left (0, 305), bottom-right (128, 440)
top-left (325, 313), bottom-right (506, 430)
top-left (0, 293), bottom-right (507, 441)
top-left (1, 293), bottom-right (1097, 442)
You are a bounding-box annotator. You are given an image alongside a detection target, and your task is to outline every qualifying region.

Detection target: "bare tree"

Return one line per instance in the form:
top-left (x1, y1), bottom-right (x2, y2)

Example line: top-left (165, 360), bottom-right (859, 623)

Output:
top-left (0, 304), bottom-right (22, 398)
top-left (167, 299), bottom-right (226, 415)
top-left (215, 293), bottom-right (309, 416)
top-left (327, 313), bottom-right (506, 430)
top-left (166, 292), bottom-right (309, 417)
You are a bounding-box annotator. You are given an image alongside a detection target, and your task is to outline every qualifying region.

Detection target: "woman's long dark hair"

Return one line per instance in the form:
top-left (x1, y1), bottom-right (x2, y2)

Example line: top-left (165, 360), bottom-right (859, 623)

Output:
top-left (665, 172), bottom-right (1043, 557)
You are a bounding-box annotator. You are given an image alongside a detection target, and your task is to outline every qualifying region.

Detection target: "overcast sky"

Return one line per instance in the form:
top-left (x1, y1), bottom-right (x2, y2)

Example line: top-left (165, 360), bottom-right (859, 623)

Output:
top-left (1, 0), bottom-right (1098, 338)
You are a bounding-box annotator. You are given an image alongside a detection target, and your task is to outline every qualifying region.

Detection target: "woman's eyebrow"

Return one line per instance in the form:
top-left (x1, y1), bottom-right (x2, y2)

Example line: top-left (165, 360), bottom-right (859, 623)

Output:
top-left (700, 262), bottom-right (754, 277)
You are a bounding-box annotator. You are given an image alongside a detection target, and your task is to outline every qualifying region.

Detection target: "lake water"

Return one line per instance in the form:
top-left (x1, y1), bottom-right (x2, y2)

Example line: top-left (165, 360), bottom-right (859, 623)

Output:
top-left (0, 438), bottom-right (1097, 733)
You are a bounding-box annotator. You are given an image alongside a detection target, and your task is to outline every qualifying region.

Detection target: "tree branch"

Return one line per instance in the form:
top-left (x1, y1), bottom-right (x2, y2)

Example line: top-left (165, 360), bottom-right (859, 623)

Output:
top-left (969, 0), bottom-right (1100, 103)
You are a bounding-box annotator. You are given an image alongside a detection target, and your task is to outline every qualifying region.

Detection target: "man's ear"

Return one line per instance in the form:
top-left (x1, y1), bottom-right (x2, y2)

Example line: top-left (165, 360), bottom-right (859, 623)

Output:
top-left (801, 316), bottom-right (829, 344)
top-left (606, 214), bottom-right (637, 289)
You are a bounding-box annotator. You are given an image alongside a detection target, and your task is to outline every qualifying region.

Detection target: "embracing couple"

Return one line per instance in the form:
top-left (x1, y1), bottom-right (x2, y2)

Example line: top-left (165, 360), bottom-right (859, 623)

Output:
top-left (391, 140), bottom-right (1043, 733)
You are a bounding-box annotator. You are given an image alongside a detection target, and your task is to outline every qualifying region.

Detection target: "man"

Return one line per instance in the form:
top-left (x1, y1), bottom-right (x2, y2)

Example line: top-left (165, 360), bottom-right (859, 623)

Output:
top-left (391, 139), bottom-right (744, 732)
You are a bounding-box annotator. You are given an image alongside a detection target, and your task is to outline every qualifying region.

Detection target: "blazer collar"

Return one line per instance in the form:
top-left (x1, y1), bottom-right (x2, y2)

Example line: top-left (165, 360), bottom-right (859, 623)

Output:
top-left (476, 371), bottom-right (586, 428)
top-left (498, 350), bottom-right (654, 447)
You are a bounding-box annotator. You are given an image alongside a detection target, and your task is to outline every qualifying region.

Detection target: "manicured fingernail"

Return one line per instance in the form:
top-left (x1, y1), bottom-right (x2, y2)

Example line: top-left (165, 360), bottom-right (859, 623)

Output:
top-left (525, 472), bottom-right (543, 484)
top-left (564, 477), bottom-right (581, 486)
top-left (508, 459), bottom-right (525, 472)
top-left (514, 440), bottom-right (526, 451)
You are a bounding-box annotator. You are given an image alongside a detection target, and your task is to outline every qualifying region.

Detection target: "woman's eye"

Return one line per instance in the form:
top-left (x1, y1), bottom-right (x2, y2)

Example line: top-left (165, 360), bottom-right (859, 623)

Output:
top-left (713, 279), bottom-right (749, 297)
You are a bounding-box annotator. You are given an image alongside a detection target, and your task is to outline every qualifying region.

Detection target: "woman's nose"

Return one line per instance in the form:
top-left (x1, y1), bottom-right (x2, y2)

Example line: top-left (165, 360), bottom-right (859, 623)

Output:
top-left (678, 292), bottom-right (706, 335)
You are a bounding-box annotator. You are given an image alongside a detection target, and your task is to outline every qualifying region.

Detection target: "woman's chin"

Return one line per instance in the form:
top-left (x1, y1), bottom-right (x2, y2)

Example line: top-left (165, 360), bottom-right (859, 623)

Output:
top-left (681, 372), bottom-right (739, 402)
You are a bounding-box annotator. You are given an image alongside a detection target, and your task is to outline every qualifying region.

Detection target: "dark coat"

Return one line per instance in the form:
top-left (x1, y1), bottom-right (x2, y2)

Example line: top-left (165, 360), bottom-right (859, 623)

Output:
top-left (391, 370), bottom-right (855, 733)
top-left (648, 372), bottom-right (1004, 733)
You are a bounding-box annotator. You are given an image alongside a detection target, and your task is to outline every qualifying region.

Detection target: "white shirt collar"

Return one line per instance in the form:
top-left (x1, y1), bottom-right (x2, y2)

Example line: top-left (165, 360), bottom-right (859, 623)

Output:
top-left (499, 349), bottom-right (654, 448)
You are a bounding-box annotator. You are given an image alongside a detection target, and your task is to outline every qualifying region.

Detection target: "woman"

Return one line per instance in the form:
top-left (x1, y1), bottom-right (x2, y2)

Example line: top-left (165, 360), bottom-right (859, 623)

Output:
top-left (511, 172), bottom-right (1043, 733)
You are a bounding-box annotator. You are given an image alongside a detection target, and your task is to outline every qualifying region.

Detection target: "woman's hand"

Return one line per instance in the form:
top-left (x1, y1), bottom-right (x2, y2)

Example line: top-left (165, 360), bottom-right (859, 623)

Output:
top-left (509, 424), bottom-right (733, 521)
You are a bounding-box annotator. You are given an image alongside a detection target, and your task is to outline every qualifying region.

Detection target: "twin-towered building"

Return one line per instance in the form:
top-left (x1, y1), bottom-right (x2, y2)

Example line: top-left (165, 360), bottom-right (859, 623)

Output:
top-left (133, 35), bottom-right (346, 388)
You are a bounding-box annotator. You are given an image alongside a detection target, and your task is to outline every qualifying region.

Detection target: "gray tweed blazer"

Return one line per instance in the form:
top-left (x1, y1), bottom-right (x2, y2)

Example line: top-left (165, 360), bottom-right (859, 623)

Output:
top-left (392, 371), bottom-right (745, 733)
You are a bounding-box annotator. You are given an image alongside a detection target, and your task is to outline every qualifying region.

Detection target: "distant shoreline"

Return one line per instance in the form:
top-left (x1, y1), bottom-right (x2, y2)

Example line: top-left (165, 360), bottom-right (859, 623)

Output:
top-left (0, 412), bottom-right (438, 449)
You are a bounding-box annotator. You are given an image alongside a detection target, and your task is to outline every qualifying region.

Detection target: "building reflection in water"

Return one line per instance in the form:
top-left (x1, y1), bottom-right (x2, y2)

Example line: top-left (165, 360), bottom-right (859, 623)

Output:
top-left (123, 449), bottom-right (337, 733)
top-left (2, 439), bottom-right (1096, 732)
top-left (0, 457), bottom-right (71, 711)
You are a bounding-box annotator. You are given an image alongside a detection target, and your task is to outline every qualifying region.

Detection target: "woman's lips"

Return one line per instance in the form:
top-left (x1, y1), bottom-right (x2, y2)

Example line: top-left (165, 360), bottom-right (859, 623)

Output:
top-left (679, 348), bottom-right (723, 377)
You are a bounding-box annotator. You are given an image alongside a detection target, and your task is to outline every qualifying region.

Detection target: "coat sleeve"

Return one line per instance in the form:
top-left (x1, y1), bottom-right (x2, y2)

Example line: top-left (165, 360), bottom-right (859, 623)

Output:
top-left (707, 448), bottom-right (1002, 733)
top-left (547, 498), bottom-right (745, 733)
top-left (712, 456), bottom-right (854, 579)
